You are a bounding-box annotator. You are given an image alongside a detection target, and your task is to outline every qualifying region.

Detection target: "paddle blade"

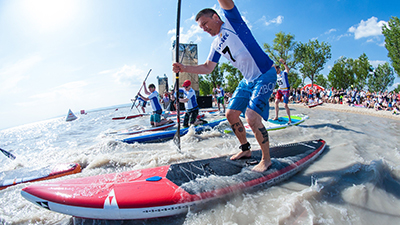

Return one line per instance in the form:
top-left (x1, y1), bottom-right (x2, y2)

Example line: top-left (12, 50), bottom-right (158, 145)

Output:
top-left (129, 96), bottom-right (139, 110)
top-left (173, 130), bottom-right (181, 153)
top-left (0, 148), bottom-right (16, 160)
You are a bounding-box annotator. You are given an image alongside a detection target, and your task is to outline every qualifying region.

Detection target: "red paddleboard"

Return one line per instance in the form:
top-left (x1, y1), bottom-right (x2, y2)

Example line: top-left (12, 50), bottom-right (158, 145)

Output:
top-left (112, 114), bottom-right (144, 120)
top-left (21, 140), bottom-right (325, 220)
top-left (1, 163), bottom-right (81, 190)
top-left (308, 101), bottom-right (323, 108)
top-left (200, 109), bottom-right (219, 113)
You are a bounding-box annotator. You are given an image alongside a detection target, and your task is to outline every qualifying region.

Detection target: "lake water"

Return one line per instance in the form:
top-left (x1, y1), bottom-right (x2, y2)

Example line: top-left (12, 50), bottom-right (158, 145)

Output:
top-left (1, 105), bottom-right (399, 225)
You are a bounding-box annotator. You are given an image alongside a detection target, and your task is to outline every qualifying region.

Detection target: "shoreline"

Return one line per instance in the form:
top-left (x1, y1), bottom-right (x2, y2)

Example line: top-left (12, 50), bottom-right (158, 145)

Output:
top-left (289, 102), bottom-right (400, 121)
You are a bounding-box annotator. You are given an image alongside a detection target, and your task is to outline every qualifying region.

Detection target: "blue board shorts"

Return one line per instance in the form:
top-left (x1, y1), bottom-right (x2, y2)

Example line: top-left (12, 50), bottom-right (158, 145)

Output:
top-left (150, 110), bottom-right (162, 123)
top-left (228, 67), bottom-right (277, 121)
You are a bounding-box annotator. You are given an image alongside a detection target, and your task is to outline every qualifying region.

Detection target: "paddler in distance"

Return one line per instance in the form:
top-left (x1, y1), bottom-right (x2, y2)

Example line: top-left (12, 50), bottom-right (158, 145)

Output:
top-left (138, 82), bottom-right (173, 127)
top-left (178, 80), bottom-right (207, 127)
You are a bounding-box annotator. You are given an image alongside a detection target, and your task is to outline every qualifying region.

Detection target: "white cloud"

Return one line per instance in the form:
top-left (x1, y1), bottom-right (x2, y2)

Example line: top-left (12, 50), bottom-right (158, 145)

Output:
top-left (33, 81), bottom-right (87, 99)
top-left (336, 33), bottom-right (351, 41)
top-left (242, 15), bottom-right (252, 29)
top-left (265, 15), bottom-right (284, 26)
top-left (168, 25), bottom-right (203, 44)
top-left (16, 81), bottom-right (88, 107)
top-left (391, 82), bottom-right (400, 91)
top-left (0, 55), bottom-right (42, 95)
top-left (188, 14), bottom-right (196, 22)
top-left (369, 60), bottom-right (387, 68)
top-left (325, 29), bottom-right (337, 35)
top-left (182, 25), bottom-right (204, 43)
top-left (98, 69), bottom-right (113, 75)
top-left (112, 65), bottom-right (145, 86)
top-left (348, 17), bottom-right (388, 39)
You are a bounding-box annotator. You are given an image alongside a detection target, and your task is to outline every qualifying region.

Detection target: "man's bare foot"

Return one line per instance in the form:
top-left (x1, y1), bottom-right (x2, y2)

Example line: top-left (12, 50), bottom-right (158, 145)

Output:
top-left (272, 117), bottom-right (278, 120)
top-left (251, 160), bottom-right (272, 172)
top-left (230, 150), bottom-right (251, 160)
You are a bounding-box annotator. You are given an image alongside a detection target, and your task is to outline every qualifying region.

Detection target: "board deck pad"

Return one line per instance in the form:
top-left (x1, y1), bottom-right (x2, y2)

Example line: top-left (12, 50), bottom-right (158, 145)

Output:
top-left (167, 139), bottom-right (321, 195)
top-left (268, 115), bottom-right (302, 125)
top-left (21, 139), bottom-right (325, 220)
top-left (225, 114), bottom-right (308, 134)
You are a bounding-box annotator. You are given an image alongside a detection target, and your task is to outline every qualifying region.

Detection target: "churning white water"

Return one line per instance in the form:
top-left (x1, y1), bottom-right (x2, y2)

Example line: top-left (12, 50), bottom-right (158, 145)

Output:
top-left (1, 104), bottom-right (400, 225)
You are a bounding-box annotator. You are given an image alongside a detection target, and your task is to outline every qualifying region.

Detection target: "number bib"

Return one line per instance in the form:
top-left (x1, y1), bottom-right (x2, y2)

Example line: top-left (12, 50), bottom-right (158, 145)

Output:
top-left (207, 6), bottom-right (273, 83)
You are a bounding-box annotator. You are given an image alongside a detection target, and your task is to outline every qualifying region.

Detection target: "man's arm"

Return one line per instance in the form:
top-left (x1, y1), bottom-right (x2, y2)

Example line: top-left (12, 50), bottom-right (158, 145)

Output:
top-left (218, 0), bottom-right (234, 10)
top-left (179, 98), bottom-right (189, 103)
top-left (138, 94), bottom-right (149, 102)
top-left (143, 82), bottom-right (151, 95)
top-left (173, 60), bottom-right (217, 75)
top-left (279, 58), bottom-right (289, 73)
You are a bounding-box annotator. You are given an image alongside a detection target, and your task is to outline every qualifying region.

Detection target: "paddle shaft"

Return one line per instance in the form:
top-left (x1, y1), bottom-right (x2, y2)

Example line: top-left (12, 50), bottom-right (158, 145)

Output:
top-left (173, 0), bottom-right (182, 152)
top-left (0, 147), bottom-right (16, 160)
top-left (128, 69), bottom-right (152, 116)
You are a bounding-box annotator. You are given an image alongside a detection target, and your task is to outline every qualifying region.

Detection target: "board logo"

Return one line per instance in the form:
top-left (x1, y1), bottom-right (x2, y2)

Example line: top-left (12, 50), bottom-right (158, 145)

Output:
top-left (103, 189), bottom-right (119, 209)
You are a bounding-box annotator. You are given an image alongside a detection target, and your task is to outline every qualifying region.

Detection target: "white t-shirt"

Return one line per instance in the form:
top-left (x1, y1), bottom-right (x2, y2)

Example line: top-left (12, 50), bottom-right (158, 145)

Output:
top-left (148, 91), bottom-right (162, 111)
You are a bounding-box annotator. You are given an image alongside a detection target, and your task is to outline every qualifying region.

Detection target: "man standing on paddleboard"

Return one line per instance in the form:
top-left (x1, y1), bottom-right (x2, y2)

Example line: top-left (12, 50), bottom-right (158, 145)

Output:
top-left (214, 83), bottom-right (226, 113)
top-left (179, 80), bottom-right (206, 127)
top-left (173, 0), bottom-right (276, 172)
top-left (273, 59), bottom-right (291, 124)
top-left (135, 96), bottom-right (147, 114)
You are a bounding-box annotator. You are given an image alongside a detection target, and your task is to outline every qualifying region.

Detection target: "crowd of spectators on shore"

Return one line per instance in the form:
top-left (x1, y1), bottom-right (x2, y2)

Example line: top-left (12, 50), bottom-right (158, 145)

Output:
top-left (158, 84), bottom-right (400, 116)
top-left (284, 85), bottom-right (400, 114)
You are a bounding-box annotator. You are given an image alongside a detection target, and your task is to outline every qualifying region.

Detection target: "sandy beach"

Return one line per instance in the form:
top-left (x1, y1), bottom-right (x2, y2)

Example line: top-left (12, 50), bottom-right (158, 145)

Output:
top-left (290, 102), bottom-right (400, 121)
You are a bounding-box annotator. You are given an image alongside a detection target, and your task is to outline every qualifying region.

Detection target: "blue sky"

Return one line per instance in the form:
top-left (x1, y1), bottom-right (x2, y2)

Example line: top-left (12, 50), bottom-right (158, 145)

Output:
top-left (0, 0), bottom-right (399, 130)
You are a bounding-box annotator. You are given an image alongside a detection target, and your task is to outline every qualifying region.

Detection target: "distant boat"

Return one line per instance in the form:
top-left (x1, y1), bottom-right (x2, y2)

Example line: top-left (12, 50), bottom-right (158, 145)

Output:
top-left (66, 109), bottom-right (77, 121)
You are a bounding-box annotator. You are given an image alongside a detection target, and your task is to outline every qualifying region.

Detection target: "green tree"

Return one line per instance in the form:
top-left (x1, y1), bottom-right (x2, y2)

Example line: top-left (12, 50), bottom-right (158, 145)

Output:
top-left (263, 31), bottom-right (297, 68)
top-left (198, 63), bottom-right (224, 95)
top-left (289, 71), bottom-right (302, 89)
top-left (294, 39), bottom-right (332, 85)
top-left (393, 84), bottom-right (400, 93)
top-left (328, 56), bottom-right (354, 90)
top-left (353, 53), bottom-right (373, 90)
top-left (263, 31), bottom-right (301, 88)
top-left (220, 62), bottom-right (243, 93)
top-left (382, 16), bottom-right (400, 77)
top-left (367, 62), bottom-right (395, 92)
top-left (314, 74), bottom-right (329, 89)
top-left (198, 75), bottom-right (212, 96)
